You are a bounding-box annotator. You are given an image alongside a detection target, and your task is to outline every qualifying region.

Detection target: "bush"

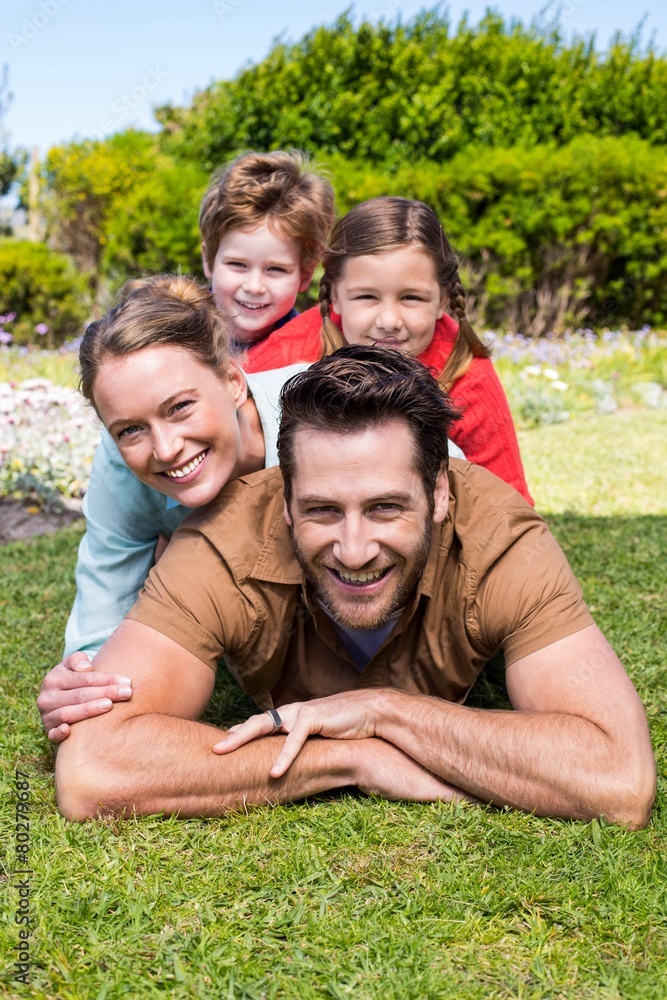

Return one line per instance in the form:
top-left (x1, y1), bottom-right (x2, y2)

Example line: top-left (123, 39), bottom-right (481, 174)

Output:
top-left (324, 135), bottom-right (667, 333)
top-left (102, 158), bottom-right (209, 290)
top-left (0, 240), bottom-right (90, 347)
top-left (41, 131), bottom-right (158, 290)
top-left (156, 11), bottom-right (667, 170)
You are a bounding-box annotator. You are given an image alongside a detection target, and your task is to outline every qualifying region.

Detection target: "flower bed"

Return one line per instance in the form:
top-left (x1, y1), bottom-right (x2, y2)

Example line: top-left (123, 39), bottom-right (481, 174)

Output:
top-left (0, 376), bottom-right (101, 504)
top-left (491, 328), bottom-right (667, 428)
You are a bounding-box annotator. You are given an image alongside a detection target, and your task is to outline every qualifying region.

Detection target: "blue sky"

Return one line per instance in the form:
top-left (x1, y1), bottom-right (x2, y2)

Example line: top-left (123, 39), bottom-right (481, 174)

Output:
top-left (2, 0), bottom-right (665, 155)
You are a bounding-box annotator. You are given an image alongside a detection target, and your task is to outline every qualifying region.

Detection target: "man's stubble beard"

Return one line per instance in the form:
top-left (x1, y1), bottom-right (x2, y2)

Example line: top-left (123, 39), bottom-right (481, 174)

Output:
top-left (288, 520), bottom-right (433, 630)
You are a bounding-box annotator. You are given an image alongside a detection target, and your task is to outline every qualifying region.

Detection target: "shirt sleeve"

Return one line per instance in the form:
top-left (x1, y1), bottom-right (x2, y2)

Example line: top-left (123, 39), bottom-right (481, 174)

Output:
top-left (126, 526), bottom-right (254, 672)
top-left (471, 518), bottom-right (594, 666)
top-left (448, 358), bottom-right (534, 505)
top-left (63, 432), bottom-right (188, 657)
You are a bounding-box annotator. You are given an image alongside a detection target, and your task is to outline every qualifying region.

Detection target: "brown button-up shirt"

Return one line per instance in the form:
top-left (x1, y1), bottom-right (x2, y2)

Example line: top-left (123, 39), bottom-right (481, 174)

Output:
top-left (128, 461), bottom-right (593, 709)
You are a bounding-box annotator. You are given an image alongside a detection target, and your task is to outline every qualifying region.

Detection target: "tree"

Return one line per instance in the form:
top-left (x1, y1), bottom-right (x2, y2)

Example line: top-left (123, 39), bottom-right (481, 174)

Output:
top-left (41, 131), bottom-right (157, 293)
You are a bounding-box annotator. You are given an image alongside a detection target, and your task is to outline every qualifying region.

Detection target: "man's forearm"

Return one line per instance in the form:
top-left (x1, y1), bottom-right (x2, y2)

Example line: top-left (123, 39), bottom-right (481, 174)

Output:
top-left (377, 692), bottom-right (654, 827)
top-left (56, 713), bottom-right (357, 820)
top-left (56, 711), bottom-right (458, 820)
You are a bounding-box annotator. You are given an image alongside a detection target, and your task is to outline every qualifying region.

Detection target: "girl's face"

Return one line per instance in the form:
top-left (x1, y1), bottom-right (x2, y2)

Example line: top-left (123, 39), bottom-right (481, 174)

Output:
top-left (93, 345), bottom-right (249, 508)
top-left (331, 246), bottom-right (448, 357)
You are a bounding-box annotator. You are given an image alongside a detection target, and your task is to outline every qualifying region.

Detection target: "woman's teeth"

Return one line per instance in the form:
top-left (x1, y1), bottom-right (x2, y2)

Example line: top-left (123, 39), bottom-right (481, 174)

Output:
top-left (337, 568), bottom-right (386, 584)
top-left (164, 451), bottom-right (206, 479)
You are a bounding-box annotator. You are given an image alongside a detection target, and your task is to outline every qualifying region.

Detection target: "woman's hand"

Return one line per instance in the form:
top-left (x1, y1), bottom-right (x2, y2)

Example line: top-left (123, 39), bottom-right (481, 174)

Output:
top-left (36, 652), bottom-right (133, 743)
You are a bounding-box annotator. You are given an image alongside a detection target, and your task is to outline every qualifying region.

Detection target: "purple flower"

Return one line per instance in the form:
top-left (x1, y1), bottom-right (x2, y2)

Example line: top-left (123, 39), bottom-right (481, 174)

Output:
top-left (0, 330), bottom-right (13, 345)
top-left (35, 323), bottom-right (49, 335)
top-left (5, 313), bottom-right (16, 323)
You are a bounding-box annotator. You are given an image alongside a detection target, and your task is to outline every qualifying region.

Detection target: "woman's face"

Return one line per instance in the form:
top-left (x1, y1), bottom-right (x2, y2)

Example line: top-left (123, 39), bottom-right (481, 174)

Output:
top-left (331, 246), bottom-right (448, 357)
top-left (93, 345), bottom-right (248, 508)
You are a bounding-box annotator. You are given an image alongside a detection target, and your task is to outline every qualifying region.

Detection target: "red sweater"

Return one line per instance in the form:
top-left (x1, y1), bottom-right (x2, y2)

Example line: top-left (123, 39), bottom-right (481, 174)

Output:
top-left (245, 306), bottom-right (533, 504)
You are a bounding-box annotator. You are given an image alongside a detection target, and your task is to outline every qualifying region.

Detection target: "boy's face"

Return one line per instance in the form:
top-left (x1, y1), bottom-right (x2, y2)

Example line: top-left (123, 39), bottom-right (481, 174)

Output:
top-left (203, 220), bottom-right (312, 344)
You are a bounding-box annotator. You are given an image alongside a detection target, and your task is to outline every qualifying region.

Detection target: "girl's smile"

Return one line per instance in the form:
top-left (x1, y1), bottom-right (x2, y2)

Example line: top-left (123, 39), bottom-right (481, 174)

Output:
top-left (331, 246), bottom-right (448, 357)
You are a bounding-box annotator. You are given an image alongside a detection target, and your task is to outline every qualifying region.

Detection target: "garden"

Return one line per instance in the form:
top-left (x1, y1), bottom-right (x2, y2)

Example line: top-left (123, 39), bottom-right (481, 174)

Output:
top-left (2, 8), bottom-right (667, 998)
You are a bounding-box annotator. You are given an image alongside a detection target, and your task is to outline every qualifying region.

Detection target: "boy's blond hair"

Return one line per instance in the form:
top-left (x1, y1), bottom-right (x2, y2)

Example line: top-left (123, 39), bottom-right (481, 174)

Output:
top-left (199, 150), bottom-right (335, 274)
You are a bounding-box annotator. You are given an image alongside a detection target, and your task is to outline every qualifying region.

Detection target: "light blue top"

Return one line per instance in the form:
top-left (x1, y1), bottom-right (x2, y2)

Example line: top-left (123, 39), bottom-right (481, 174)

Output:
top-left (64, 365), bottom-right (307, 657)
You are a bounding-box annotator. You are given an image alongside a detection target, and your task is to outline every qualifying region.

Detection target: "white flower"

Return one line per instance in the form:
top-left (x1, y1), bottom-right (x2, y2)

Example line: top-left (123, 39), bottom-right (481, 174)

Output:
top-left (552, 380), bottom-right (569, 391)
top-left (543, 368), bottom-right (560, 380)
top-left (522, 365), bottom-right (542, 376)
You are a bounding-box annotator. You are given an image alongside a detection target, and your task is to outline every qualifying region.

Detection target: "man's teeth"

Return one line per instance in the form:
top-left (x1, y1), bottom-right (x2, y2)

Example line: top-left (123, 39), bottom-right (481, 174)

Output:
top-left (164, 451), bottom-right (206, 479)
top-left (337, 568), bottom-right (386, 584)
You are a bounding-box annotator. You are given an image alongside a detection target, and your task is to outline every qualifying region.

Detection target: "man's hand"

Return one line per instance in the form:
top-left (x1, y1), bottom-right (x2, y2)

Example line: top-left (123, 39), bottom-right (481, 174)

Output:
top-left (213, 693), bottom-right (469, 802)
top-left (355, 739), bottom-right (472, 803)
top-left (213, 690), bottom-right (380, 777)
top-left (37, 652), bottom-right (133, 743)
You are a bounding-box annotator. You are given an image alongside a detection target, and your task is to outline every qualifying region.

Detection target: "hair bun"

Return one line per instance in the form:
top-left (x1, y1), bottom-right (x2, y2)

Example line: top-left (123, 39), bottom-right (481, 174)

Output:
top-left (118, 274), bottom-right (212, 310)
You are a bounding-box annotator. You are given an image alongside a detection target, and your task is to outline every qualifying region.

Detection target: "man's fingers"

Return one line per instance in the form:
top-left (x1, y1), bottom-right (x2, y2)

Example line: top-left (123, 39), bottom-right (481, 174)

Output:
top-left (212, 713), bottom-right (275, 754)
top-left (269, 720), bottom-right (315, 777)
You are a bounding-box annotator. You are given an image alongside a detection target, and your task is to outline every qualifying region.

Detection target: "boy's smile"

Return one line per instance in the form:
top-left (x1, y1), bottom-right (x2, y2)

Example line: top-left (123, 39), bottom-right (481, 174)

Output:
top-left (204, 221), bottom-right (311, 344)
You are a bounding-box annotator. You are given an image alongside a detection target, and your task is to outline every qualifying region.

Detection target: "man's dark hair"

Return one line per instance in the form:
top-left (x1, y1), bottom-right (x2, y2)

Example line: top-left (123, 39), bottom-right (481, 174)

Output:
top-left (278, 345), bottom-right (461, 504)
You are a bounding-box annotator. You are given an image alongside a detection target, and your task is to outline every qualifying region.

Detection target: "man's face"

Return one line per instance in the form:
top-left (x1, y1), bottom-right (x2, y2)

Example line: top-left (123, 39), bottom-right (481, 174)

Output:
top-left (284, 420), bottom-right (449, 630)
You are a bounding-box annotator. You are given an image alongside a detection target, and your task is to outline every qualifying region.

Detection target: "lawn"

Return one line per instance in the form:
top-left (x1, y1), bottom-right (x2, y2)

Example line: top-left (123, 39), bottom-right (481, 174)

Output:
top-left (1, 409), bottom-right (666, 998)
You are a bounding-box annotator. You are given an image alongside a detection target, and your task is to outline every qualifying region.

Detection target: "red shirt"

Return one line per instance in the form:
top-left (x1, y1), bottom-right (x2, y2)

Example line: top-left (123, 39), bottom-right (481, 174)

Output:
top-left (244, 306), bottom-right (533, 504)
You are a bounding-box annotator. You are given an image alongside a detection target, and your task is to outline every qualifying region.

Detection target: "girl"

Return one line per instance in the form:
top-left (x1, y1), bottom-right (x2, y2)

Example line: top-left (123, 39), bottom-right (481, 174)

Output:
top-left (244, 197), bottom-right (532, 504)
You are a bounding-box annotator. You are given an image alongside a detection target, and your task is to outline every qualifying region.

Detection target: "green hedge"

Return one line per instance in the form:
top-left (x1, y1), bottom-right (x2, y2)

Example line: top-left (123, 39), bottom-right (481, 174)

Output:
top-left (102, 158), bottom-right (209, 291)
top-left (321, 135), bottom-right (667, 333)
top-left (0, 240), bottom-right (90, 347)
top-left (156, 11), bottom-right (667, 170)
top-left (33, 9), bottom-right (667, 334)
top-left (35, 134), bottom-right (667, 334)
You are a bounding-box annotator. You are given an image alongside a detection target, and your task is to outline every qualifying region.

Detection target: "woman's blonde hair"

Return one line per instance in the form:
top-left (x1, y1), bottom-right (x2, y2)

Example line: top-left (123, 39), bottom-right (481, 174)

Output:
top-left (318, 197), bottom-right (490, 390)
top-left (79, 275), bottom-right (233, 413)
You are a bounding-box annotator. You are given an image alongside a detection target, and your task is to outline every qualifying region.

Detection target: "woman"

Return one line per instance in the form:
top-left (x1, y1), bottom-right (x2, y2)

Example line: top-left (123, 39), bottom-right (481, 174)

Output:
top-left (38, 274), bottom-right (306, 740)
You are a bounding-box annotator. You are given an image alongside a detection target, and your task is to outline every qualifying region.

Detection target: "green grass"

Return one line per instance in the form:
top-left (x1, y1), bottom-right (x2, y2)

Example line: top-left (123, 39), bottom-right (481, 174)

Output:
top-left (0, 347), bottom-right (80, 388)
top-left (1, 409), bottom-right (666, 997)
top-left (519, 410), bottom-right (667, 516)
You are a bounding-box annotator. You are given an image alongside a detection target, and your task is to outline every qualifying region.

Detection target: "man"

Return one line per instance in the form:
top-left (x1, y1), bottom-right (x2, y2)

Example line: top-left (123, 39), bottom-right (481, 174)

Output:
top-left (55, 347), bottom-right (656, 827)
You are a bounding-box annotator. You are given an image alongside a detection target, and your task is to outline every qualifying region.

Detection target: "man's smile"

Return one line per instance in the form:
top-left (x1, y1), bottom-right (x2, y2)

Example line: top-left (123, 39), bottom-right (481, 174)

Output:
top-left (326, 565), bottom-right (394, 591)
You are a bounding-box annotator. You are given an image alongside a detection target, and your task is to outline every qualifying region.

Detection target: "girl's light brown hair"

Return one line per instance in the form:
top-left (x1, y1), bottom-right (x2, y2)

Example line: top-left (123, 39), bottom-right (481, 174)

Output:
top-left (79, 275), bottom-right (233, 414)
top-left (199, 149), bottom-right (335, 274)
top-left (318, 197), bottom-right (490, 390)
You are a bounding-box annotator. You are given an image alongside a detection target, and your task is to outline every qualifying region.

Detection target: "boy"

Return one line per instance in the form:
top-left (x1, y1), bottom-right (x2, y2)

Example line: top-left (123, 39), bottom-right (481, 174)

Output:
top-left (198, 150), bottom-right (335, 355)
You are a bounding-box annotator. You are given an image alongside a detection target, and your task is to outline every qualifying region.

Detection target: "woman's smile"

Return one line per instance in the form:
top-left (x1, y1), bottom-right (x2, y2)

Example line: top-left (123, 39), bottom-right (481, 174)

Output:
top-left (93, 345), bottom-right (258, 508)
